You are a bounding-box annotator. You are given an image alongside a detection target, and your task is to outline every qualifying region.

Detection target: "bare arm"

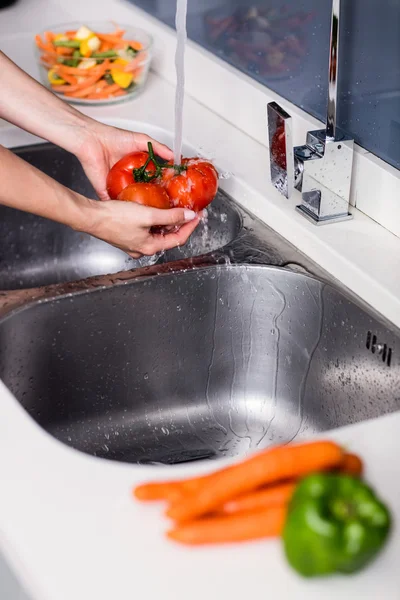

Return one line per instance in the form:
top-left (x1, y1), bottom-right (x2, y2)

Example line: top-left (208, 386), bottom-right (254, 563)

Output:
top-left (0, 52), bottom-right (200, 256)
top-left (0, 51), bottom-right (91, 156)
top-left (0, 146), bottom-right (199, 258)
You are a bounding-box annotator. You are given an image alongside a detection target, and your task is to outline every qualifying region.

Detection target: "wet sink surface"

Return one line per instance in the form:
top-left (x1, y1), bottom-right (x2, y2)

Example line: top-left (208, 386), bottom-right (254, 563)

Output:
top-left (0, 143), bottom-right (241, 290)
top-left (0, 265), bottom-right (398, 465)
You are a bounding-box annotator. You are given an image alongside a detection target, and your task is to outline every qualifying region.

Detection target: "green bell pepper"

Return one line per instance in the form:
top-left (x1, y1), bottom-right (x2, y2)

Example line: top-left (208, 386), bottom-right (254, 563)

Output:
top-left (283, 473), bottom-right (391, 577)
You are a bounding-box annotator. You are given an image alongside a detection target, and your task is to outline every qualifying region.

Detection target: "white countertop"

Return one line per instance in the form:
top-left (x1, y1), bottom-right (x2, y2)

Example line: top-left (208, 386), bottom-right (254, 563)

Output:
top-left (1, 379), bottom-right (399, 600)
top-left (1, 1), bottom-right (400, 598)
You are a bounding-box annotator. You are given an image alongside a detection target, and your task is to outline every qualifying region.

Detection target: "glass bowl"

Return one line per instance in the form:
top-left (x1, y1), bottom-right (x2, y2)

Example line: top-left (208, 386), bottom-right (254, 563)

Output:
top-left (34, 21), bottom-right (153, 105)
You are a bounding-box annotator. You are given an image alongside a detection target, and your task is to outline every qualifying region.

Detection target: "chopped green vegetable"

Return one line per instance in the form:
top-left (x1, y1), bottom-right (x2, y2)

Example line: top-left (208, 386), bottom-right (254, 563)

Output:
top-left (56, 49), bottom-right (81, 67)
top-left (283, 473), bottom-right (392, 578)
top-left (92, 50), bottom-right (119, 59)
top-left (53, 39), bottom-right (81, 48)
top-left (126, 45), bottom-right (139, 57)
top-left (104, 72), bottom-right (115, 85)
top-left (124, 81), bottom-right (137, 92)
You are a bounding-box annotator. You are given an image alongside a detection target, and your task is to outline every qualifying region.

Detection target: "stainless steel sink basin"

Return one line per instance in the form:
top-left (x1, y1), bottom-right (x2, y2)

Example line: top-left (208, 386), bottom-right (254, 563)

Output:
top-left (0, 143), bottom-right (241, 290)
top-left (0, 264), bottom-right (398, 465)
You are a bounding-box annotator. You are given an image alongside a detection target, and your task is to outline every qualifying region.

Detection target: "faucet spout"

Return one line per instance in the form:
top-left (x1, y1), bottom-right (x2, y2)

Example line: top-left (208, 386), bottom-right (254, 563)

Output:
top-left (326, 0), bottom-right (341, 141)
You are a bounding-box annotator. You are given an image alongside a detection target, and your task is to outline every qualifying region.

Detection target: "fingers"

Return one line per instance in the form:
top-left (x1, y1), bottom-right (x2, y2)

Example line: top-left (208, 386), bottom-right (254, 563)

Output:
top-left (141, 218), bottom-right (200, 255)
top-left (134, 133), bottom-right (174, 161)
top-left (97, 189), bottom-right (110, 202)
top-left (147, 207), bottom-right (197, 227)
top-left (157, 219), bottom-right (200, 251)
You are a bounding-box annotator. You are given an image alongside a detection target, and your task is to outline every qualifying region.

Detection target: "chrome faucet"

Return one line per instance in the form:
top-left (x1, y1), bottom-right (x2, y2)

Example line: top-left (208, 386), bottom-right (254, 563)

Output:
top-left (267, 0), bottom-right (354, 225)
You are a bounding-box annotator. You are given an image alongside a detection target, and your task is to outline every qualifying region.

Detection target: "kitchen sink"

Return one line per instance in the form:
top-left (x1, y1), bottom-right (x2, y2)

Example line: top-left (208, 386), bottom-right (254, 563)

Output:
top-left (0, 143), bottom-right (241, 290)
top-left (0, 264), bottom-right (398, 465)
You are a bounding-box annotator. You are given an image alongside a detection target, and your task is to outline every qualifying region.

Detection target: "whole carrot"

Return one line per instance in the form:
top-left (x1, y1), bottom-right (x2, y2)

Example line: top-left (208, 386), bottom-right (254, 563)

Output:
top-left (134, 478), bottom-right (200, 502)
top-left (222, 482), bottom-right (295, 516)
top-left (167, 505), bottom-right (287, 546)
top-left (166, 441), bottom-right (344, 522)
top-left (218, 454), bottom-right (362, 515)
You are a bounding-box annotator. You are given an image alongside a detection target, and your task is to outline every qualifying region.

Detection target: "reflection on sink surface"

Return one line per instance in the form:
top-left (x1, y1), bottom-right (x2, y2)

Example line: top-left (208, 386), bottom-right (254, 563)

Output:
top-left (0, 265), bottom-right (398, 465)
top-left (0, 143), bottom-right (241, 290)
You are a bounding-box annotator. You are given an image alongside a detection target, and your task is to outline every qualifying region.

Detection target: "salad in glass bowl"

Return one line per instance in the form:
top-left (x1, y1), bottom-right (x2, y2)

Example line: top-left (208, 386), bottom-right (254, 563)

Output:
top-left (34, 21), bottom-right (153, 105)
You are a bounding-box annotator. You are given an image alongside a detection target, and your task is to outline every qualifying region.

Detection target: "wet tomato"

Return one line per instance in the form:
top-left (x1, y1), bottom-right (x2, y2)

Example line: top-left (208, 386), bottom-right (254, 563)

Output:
top-left (106, 152), bottom-right (156, 199)
top-left (270, 124), bottom-right (287, 171)
top-left (162, 158), bottom-right (219, 211)
top-left (117, 183), bottom-right (171, 209)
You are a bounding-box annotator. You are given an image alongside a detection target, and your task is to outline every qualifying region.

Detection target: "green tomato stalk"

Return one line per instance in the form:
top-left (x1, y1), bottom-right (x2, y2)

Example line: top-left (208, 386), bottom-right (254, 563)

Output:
top-left (133, 142), bottom-right (187, 183)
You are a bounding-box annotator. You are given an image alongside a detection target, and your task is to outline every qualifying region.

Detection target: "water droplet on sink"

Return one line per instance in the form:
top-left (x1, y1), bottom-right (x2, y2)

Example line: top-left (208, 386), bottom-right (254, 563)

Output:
top-left (219, 171), bottom-right (232, 180)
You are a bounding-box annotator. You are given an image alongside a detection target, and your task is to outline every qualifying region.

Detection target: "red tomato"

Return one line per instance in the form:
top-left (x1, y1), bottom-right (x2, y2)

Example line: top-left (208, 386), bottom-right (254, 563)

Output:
top-left (271, 125), bottom-right (287, 170)
top-left (106, 152), bottom-right (157, 199)
top-left (117, 183), bottom-right (171, 209)
top-left (162, 159), bottom-right (219, 211)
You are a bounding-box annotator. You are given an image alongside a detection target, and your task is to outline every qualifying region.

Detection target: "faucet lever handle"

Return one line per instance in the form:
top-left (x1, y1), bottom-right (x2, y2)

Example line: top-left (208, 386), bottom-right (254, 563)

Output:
top-left (267, 101), bottom-right (294, 199)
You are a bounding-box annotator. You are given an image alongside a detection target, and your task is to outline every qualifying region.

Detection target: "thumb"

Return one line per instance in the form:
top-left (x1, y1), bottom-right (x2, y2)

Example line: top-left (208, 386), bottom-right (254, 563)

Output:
top-left (150, 207), bottom-right (198, 227)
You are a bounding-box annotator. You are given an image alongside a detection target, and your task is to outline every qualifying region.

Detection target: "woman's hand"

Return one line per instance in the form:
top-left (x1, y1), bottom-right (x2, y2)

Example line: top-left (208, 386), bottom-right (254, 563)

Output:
top-left (0, 51), bottom-right (174, 202)
top-left (0, 52), bottom-right (201, 256)
top-left (76, 121), bottom-right (174, 201)
top-left (0, 145), bottom-right (200, 258)
top-left (85, 201), bottom-right (200, 258)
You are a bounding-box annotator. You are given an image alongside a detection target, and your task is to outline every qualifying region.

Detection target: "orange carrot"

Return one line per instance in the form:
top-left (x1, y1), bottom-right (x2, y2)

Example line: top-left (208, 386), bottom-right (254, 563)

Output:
top-left (64, 79), bottom-right (108, 98)
top-left (167, 505), bottom-right (287, 546)
top-left (135, 444), bottom-right (354, 508)
top-left (51, 71), bottom-right (105, 93)
top-left (56, 46), bottom-right (74, 56)
top-left (99, 40), bottom-right (112, 52)
top-left (58, 72), bottom-right (78, 86)
top-left (134, 479), bottom-right (200, 503)
top-left (221, 482), bottom-right (295, 516)
top-left (123, 40), bottom-right (144, 50)
top-left (86, 90), bottom-right (126, 100)
top-left (338, 452), bottom-right (363, 476)
top-left (44, 31), bottom-right (54, 43)
top-left (40, 54), bottom-right (56, 66)
top-left (35, 35), bottom-right (56, 54)
top-left (65, 30), bottom-right (77, 38)
top-left (166, 441), bottom-right (344, 523)
top-left (97, 33), bottom-right (122, 44)
top-left (100, 83), bottom-right (120, 93)
top-left (111, 89), bottom-right (127, 97)
top-left (56, 63), bottom-right (108, 77)
top-left (57, 59), bottom-right (109, 75)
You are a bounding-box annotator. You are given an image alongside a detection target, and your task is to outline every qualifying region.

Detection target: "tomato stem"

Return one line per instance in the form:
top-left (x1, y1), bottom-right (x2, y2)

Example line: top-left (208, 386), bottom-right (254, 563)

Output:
top-left (172, 163), bottom-right (187, 175)
top-left (132, 142), bottom-right (187, 183)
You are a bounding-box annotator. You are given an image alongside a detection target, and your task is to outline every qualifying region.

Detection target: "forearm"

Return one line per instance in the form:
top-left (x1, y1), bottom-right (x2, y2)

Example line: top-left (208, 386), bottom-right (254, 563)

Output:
top-left (0, 51), bottom-right (94, 156)
top-left (0, 144), bottom-right (95, 230)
